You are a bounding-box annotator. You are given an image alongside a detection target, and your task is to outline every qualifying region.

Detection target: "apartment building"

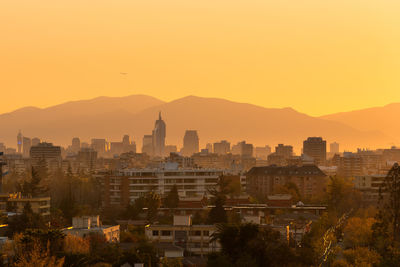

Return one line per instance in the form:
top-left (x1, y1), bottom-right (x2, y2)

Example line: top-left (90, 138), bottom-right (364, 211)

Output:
top-left (102, 165), bottom-right (223, 206)
top-left (145, 215), bottom-right (220, 256)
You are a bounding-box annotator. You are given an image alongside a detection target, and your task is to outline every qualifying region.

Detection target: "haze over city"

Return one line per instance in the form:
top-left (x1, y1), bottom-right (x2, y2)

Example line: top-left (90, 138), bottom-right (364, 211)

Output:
top-left (1, 1), bottom-right (400, 266)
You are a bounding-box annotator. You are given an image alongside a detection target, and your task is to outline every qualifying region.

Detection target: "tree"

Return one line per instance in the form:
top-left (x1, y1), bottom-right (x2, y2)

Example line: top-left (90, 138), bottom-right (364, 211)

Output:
top-left (343, 217), bottom-right (375, 248)
top-left (207, 197), bottom-right (227, 224)
top-left (209, 223), bottom-right (298, 267)
top-left (326, 176), bottom-right (361, 215)
top-left (372, 163), bottom-right (400, 264)
top-left (207, 176), bottom-right (230, 224)
top-left (7, 202), bottom-right (47, 236)
top-left (164, 184), bottom-right (179, 209)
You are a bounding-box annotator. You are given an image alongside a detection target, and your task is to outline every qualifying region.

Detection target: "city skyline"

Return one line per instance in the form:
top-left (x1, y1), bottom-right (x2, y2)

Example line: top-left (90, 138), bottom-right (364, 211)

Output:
top-left (0, 94), bottom-right (398, 152)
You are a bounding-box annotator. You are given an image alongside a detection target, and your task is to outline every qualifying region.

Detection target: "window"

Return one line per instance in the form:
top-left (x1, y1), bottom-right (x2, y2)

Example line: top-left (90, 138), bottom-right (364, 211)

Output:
top-left (161, 230), bottom-right (171, 236)
top-left (189, 230), bottom-right (202, 236)
top-left (152, 230), bottom-right (159, 236)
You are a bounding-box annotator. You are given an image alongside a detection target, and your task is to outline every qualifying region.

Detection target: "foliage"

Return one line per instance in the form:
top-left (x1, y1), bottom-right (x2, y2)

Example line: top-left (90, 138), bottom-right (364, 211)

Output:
top-left (6, 202), bottom-right (47, 236)
top-left (209, 223), bottom-right (299, 267)
top-left (342, 247), bottom-right (381, 266)
top-left (326, 176), bottom-right (361, 216)
top-left (273, 182), bottom-right (301, 202)
top-left (160, 257), bottom-right (183, 267)
top-left (372, 163), bottom-right (400, 265)
top-left (164, 184), bottom-right (180, 209)
top-left (343, 217), bottom-right (375, 248)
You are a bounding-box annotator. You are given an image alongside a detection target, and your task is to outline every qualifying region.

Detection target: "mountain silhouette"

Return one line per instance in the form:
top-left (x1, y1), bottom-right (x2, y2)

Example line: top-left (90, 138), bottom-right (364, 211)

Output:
top-left (0, 95), bottom-right (392, 151)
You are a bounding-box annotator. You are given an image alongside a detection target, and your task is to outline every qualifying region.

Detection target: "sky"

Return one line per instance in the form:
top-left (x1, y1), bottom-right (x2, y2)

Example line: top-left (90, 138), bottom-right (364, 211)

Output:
top-left (1, 0), bottom-right (400, 116)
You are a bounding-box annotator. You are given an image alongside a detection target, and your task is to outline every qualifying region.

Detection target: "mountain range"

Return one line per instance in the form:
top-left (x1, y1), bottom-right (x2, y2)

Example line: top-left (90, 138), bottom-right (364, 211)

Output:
top-left (0, 95), bottom-right (398, 152)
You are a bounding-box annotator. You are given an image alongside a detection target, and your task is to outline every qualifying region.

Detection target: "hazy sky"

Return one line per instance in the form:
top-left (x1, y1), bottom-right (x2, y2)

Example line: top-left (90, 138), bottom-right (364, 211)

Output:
top-left (1, 0), bottom-right (399, 116)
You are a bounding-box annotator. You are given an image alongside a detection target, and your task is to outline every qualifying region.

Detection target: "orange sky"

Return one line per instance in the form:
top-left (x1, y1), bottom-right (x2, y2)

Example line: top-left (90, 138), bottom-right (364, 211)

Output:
top-left (1, 0), bottom-right (400, 116)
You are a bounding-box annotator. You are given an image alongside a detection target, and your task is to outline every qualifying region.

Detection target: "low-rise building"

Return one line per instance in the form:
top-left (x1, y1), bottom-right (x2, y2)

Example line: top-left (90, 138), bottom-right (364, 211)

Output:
top-left (145, 215), bottom-right (220, 256)
top-left (63, 215), bottom-right (120, 242)
top-left (0, 193), bottom-right (51, 217)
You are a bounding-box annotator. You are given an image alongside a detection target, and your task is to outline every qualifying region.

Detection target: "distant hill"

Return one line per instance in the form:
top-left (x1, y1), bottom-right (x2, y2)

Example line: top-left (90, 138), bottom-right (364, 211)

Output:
top-left (320, 103), bottom-right (400, 147)
top-left (0, 95), bottom-right (390, 151)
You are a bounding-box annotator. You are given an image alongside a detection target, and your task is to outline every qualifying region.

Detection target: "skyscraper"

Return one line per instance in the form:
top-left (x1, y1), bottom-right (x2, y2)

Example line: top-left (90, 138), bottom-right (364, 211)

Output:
top-left (182, 130), bottom-right (199, 156)
top-left (142, 135), bottom-right (154, 156)
top-left (22, 137), bottom-right (31, 158)
top-left (303, 137), bottom-right (327, 166)
top-left (17, 131), bottom-right (23, 154)
top-left (213, 140), bottom-right (231, 155)
top-left (152, 112), bottom-right (166, 157)
top-left (330, 142), bottom-right (340, 154)
top-left (72, 137), bottom-right (81, 153)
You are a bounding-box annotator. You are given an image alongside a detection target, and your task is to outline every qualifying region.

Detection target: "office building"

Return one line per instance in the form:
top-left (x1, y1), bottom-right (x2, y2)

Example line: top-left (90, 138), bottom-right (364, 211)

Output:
top-left (30, 142), bottom-right (62, 173)
top-left (91, 139), bottom-right (108, 156)
top-left (22, 137), bottom-right (31, 158)
top-left (275, 144), bottom-right (293, 159)
top-left (77, 148), bottom-right (97, 172)
top-left (142, 135), bottom-right (154, 156)
top-left (213, 140), bottom-right (230, 155)
top-left (71, 137), bottom-right (81, 153)
top-left (182, 130), bottom-right (199, 157)
top-left (17, 131), bottom-right (23, 154)
top-left (303, 137), bottom-right (327, 166)
top-left (152, 112), bottom-right (166, 157)
top-left (255, 146), bottom-right (272, 160)
top-left (330, 142), bottom-right (339, 154)
top-left (232, 141), bottom-right (253, 157)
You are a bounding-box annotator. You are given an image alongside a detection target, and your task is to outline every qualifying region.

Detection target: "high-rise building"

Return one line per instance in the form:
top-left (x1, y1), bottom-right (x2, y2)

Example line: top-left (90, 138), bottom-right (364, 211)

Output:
top-left (77, 148), bottom-right (97, 172)
top-left (30, 142), bottom-right (62, 173)
top-left (275, 144), bottom-right (293, 159)
top-left (22, 137), bottom-right (31, 158)
top-left (122, 135), bottom-right (136, 153)
top-left (72, 137), bottom-right (81, 153)
top-left (152, 112), bottom-right (166, 157)
top-left (31, 137), bottom-right (41, 147)
top-left (110, 142), bottom-right (124, 155)
top-left (165, 145), bottom-right (178, 155)
top-left (213, 140), bottom-right (230, 155)
top-left (255, 146), bottom-right (271, 160)
top-left (142, 135), bottom-right (154, 156)
top-left (330, 142), bottom-right (340, 154)
top-left (91, 139), bottom-right (108, 156)
top-left (17, 131), bottom-right (23, 154)
top-left (303, 137), bottom-right (327, 166)
top-left (182, 130), bottom-right (199, 156)
top-left (205, 143), bottom-right (213, 153)
top-left (232, 141), bottom-right (253, 157)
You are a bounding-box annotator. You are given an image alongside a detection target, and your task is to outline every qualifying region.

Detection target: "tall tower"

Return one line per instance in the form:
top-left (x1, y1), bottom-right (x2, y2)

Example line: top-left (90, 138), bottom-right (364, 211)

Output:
top-left (152, 112), bottom-right (166, 157)
top-left (17, 130), bottom-right (23, 154)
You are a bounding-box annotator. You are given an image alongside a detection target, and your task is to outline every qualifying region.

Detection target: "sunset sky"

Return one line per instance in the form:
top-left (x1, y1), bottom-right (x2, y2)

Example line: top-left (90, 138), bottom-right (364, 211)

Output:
top-left (1, 0), bottom-right (399, 116)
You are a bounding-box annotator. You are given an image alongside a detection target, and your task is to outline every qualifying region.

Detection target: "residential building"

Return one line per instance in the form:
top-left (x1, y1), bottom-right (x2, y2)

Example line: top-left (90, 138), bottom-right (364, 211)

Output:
top-left (101, 166), bottom-right (223, 206)
top-left (145, 215), bottom-right (220, 256)
top-left (246, 165), bottom-right (327, 199)
top-left (63, 215), bottom-right (120, 242)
